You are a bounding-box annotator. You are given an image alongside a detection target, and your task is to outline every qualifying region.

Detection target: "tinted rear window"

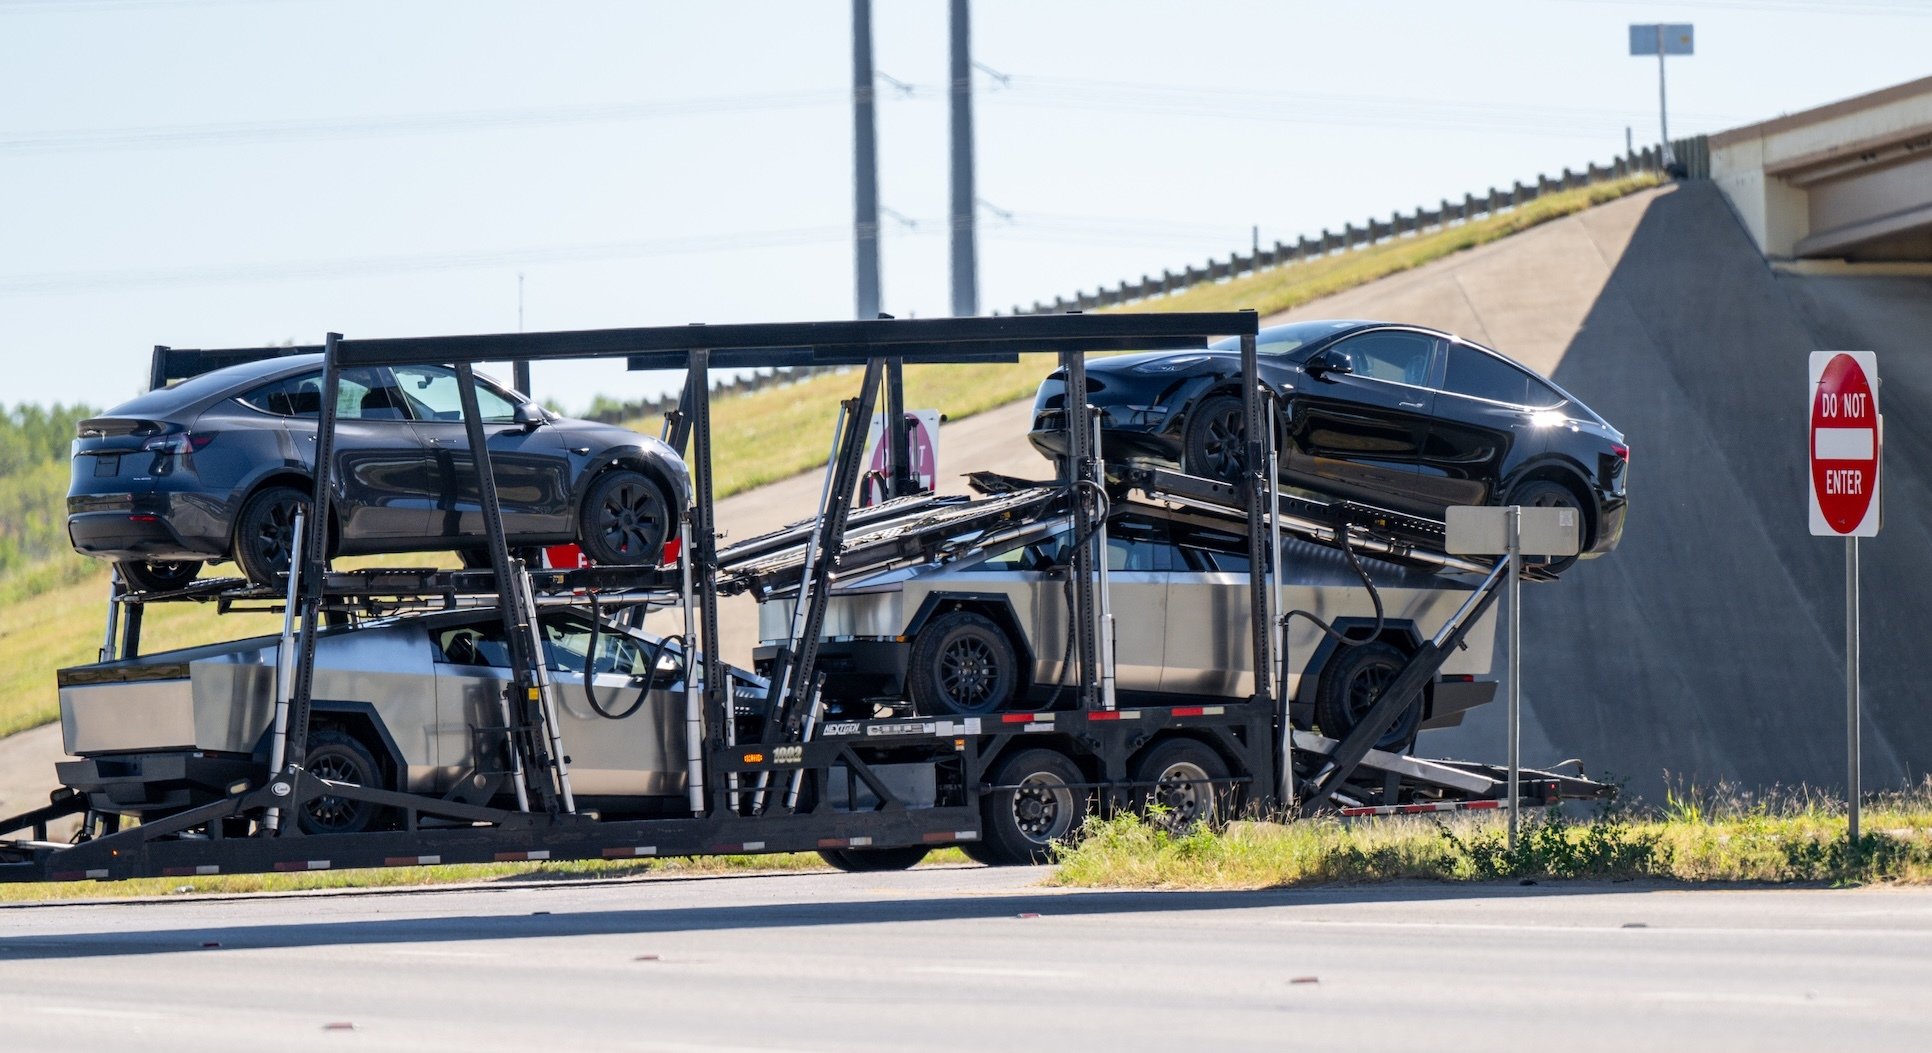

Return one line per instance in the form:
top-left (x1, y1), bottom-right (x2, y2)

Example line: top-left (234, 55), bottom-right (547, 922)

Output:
top-left (1443, 344), bottom-right (1533, 405)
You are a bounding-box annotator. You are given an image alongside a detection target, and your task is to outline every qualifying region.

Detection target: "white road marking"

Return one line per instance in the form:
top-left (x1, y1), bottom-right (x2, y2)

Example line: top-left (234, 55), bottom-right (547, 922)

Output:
top-left (36, 1005), bottom-right (164, 1020)
top-left (1642, 991), bottom-right (1868, 1009)
top-left (908, 964), bottom-right (1080, 979)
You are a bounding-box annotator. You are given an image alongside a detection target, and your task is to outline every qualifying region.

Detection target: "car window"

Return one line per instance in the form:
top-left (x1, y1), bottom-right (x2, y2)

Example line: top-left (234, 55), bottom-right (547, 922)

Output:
top-left (1106, 518), bottom-right (1180, 572)
top-left (1173, 526), bottom-right (1252, 573)
top-left (435, 615), bottom-right (657, 676)
top-left (1442, 344), bottom-right (1534, 406)
top-left (1333, 331), bottom-right (1436, 386)
top-left (1525, 377), bottom-right (1567, 410)
top-left (391, 365), bottom-right (518, 424)
top-left (237, 367), bottom-right (411, 422)
top-left (981, 530), bottom-right (1068, 572)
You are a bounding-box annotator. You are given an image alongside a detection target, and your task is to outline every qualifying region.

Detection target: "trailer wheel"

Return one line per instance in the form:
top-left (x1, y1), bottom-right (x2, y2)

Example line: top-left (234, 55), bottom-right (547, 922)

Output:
top-left (908, 611), bottom-right (1019, 716)
top-left (234, 485), bottom-right (312, 585)
top-left (818, 845), bottom-right (930, 872)
top-left (978, 748), bottom-right (1089, 865)
top-left (117, 559), bottom-right (202, 592)
top-left (1314, 640), bottom-right (1424, 754)
top-left (1132, 740), bottom-right (1231, 833)
top-left (298, 728), bottom-right (386, 836)
top-left (579, 469), bottom-right (671, 567)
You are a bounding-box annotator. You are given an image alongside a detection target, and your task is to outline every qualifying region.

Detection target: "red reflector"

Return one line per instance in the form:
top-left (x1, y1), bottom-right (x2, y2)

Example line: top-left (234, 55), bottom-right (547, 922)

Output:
top-left (128, 514), bottom-right (160, 523)
top-left (1000, 713), bottom-right (1035, 723)
top-left (660, 536), bottom-right (682, 566)
top-left (1441, 674), bottom-right (1475, 683)
top-left (1171, 706), bottom-right (1205, 717)
top-left (187, 432), bottom-right (216, 450)
top-left (1087, 711), bottom-right (1121, 721)
top-left (1612, 443), bottom-right (1629, 461)
top-left (543, 544), bottom-right (587, 570)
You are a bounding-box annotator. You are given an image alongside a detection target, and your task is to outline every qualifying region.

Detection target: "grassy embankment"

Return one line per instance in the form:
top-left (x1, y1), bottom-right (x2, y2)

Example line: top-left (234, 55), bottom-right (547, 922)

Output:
top-left (1052, 781), bottom-right (1932, 889)
top-left (0, 171), bottom-right (1661, 741)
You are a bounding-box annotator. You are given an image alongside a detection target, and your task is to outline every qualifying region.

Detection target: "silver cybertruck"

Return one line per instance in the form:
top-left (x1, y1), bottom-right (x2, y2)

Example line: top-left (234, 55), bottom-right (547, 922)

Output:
top-left (757, 498), bottom-right (1497, 753)
top-left (58, 607), bottom-right (765, 833)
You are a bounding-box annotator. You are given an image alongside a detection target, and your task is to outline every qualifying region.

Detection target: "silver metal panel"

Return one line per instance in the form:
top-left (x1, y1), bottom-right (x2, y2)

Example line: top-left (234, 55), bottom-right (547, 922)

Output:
top-left (1292, 730), bottom-right (1496, 793)
top-left (759, 590), bottom-right (905, 642)
top-left (1445, 505), bottom-right (1580, 556)
top-left (61, 680), bottom-right (196, 754)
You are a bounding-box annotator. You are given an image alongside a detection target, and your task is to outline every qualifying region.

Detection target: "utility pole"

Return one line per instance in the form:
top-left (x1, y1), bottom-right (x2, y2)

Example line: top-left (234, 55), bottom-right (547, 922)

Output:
top-left (948, 0), bottom-right (978, 317)
top-left (852, 0), bottom-right (881, 320)
top-left (1628, 23), bottom-right (1692, 170)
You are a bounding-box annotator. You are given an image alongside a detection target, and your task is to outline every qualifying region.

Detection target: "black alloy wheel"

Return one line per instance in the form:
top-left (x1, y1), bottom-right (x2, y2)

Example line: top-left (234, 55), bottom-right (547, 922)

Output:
top-left (234, 485), bottom-right (313, 586)
top-left (580, 470), bottom-right (670, 567)
top-left (908, 611), bottom-right (1019, 716)
top-left (1182, 393), bottom-right (1248, 483)
top-left (1503, 479), bottom-right (1586, 575)
top-left (298, 728), bottom-right (386, 836)
top-left (116, 559), bottom-right (203, 593)
top-left (1313, 640), bottom-right (1424, 754)
top-left (817, 845), bottom-right (931, 872)
top-left (1132, 739), bottom-right (1233, 833)
top-left (977, 748), bottom-right (1090, 865)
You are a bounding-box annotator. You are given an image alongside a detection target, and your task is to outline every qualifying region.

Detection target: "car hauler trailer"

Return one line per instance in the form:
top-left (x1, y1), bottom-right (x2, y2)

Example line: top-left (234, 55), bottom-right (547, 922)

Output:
top-left (0, 312), bottom-right (1607, 883)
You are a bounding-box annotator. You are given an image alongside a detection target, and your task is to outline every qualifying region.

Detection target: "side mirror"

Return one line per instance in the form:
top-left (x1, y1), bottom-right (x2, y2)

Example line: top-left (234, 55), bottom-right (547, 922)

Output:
top-left (1305, 349), bottom-right (1353, 377)
top-left (513, 402), bottom-right (547, 427)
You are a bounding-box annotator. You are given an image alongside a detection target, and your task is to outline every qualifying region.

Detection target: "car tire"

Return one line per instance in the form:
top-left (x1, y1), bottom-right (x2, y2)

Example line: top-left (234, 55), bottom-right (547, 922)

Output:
top-left (116, 559), bottom-right (202, 593)
top-left (1503, 479), bottom-right (1585, 575)
top-left (1182, 393), bottom-right (1248, 483)
top-left (956, 839), bottom-right (1005, 867)
top-left (977, 748), bottom-right (1089, 865)
top-left (1132, 739), bottom-right (1232, 833)
top-left (907, 611), bottom-right (1020, 716)
top-left (298, 728), bottom-right (387, 836)
top-left (1313, 640), bottom-right (1424, 755)
top-left (817, 845), bottom-right (930, 872)
top-left (233, 485), bottom-right (313, 586)
top-left (578, 469), bottom-right (671, 567)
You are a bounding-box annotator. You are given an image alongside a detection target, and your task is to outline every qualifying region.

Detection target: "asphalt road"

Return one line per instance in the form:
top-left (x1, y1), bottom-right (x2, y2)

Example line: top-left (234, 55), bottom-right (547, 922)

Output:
top-left (3, 868), bottom-right (1929, 1052)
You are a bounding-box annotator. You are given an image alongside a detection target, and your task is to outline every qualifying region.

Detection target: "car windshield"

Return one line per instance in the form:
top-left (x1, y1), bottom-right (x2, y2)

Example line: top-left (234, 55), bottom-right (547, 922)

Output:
top-left (1209, 320), bottom-right (1369, 359)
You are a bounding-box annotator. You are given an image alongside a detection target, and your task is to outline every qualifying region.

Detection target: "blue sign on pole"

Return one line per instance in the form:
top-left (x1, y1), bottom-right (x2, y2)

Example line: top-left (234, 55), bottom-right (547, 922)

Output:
top-left (1629, 23), bottom-right (1694, 56)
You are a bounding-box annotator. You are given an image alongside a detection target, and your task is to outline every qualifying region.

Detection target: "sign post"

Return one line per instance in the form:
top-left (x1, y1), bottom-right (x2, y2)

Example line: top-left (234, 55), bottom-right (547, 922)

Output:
top-left (1629, 23), bottom-right (1693, 166)
top-left (1446, 505), bottom-right (1579, 850)
top-left (1809, 351), bottom-right (1881, 841)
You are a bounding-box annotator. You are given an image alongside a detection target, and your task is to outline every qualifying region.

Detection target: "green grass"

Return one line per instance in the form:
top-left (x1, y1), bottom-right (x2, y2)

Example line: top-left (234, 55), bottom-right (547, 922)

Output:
top-left (1050, 779), bottom-right (1932, 889)
top-left (0, 171), bottom-right (1664, 740)
top-left (0, 848), bottom-right (972, 903)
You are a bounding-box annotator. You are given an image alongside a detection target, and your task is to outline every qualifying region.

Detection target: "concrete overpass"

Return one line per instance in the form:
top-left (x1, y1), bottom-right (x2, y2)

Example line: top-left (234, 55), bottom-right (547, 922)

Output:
top-left (1711, 75), bottom-right (1932, 262)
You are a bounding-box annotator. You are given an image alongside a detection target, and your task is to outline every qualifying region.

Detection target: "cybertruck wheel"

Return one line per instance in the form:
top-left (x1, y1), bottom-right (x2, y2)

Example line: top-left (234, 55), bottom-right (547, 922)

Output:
top-left (117, 559), bottom-right (202, 593)
top-left (298, 728), bottom-right (386, 836)
top-left (908, 611), bottom-right (1019, 716)
top-left (579, 469), bottom-right (671, 567)
top-left (1314, 640), bottom-right (1423, 755)
top-left (233, 485), bottom-right (312, 585)
top-left (1182, 394), bottom-right (1247, 483)
top-left (1502, 479), bottom-right (1585, 575)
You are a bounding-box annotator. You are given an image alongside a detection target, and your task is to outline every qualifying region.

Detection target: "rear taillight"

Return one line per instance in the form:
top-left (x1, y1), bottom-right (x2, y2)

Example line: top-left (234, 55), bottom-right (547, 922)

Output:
top-left (1612, 442), bottom-right (1629, 462)
top-left (141, 433), bottom-right (215, 454)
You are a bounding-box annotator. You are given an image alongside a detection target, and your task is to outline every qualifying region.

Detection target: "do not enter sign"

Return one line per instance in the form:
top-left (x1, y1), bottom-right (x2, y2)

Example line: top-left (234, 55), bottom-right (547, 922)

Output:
top-left (1809, 351), bottom-right (1881, 537)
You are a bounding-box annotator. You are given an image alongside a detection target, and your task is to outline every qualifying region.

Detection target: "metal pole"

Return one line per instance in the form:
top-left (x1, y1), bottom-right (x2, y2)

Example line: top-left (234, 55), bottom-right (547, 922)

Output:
top-left (1091, 408), bottom-right (1116, 712)
top-left (1848, 535), bottom-right (1861, 841)
top-left (263, 510), bottom-right (306, 833)
top-left (513, 273), bottom-right (530, 396)
top-left (1656, 32), bottom-right (1674, 168)
top-left (681, 519), bottom-right (705, 816)
top-left (98, 568), bottom-right (122, 664)
top-left (852, 0), bottom-right (882, 320)
top-left (948, 0), bottom-right (978, 316)
top-left (1507, 505), bottom-right (1522, 850)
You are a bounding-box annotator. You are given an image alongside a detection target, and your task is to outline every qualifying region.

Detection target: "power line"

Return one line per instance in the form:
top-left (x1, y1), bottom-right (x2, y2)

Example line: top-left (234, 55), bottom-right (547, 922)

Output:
top-left (1559, 0), bottom-right (1932, 15)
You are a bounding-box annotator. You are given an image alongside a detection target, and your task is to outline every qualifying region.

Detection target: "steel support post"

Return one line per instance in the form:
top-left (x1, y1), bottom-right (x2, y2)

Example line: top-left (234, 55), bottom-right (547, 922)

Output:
top-left (1240, 330), bottom-right (1273, 719)
top-left (455, 361), bottom-right (561, 816)
top-left (885, 357), bottom-right (913, 498)
top-left (98, 568), bottom-right (123, 664)
top-left (1062, 348), bottom-right (1100, 710)
top-left (264, 510), bottom-right (305, 832)
top-left (684, 350), bottom-right (730, 815)
top-left (665, 368), bottom-right (701, 457)
top-left (283, 332), bottom-right (345, 785)
top-left (1091, 408), bottom-right (1116, 712)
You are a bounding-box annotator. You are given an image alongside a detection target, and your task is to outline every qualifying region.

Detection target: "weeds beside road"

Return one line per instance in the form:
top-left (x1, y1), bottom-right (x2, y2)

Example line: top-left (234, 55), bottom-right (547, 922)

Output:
top-left (1052, 780), bottom-right (1932, 889)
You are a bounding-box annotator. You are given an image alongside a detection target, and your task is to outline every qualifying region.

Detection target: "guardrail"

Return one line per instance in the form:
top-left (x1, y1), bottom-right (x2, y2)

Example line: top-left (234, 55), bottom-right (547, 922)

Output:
top-left (1009, 139), bottom-right (1708, 316)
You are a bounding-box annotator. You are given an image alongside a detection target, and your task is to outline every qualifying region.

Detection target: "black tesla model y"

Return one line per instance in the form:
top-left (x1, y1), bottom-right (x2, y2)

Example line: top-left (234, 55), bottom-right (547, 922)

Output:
top-left (1029, 320), bottom-right (1627, 571)
top-left (68, 354), bottom-right (689, 590)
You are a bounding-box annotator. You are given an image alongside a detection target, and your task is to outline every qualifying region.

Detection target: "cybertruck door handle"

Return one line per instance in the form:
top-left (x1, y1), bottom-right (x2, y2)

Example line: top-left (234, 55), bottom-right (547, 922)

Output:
top-left (1399, 400), bottom-right (1427, 409)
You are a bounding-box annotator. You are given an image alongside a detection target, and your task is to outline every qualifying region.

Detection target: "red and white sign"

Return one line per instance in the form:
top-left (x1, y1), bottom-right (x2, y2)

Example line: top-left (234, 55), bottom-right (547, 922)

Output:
top-left (1809, 351), bottom-right (1881, 537)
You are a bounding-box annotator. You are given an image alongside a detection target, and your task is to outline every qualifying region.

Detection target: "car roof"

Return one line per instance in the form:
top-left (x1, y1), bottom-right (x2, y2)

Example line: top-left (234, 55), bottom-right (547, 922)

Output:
top-left (99, 353), bottom-right (325, 418)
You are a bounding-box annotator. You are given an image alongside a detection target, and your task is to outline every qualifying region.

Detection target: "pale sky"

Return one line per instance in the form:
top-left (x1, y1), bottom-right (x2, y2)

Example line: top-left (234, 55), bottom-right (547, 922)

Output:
top-left (3, 0), bottom-right (1929, 412)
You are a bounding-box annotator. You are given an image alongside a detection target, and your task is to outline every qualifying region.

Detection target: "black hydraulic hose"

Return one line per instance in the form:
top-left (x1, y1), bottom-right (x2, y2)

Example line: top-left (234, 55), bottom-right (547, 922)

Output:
top-left (1279, 531), bottom-right (1385, 648)
top-left (581, 591), bottom-right (665, 720)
